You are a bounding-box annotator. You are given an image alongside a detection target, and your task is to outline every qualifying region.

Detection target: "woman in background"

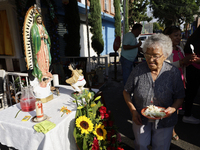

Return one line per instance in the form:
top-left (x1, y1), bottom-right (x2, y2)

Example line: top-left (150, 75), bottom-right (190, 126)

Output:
top-left (182, 26), bottom-right (200, 124)
top-left (164, 26), bottom-right (197, 140)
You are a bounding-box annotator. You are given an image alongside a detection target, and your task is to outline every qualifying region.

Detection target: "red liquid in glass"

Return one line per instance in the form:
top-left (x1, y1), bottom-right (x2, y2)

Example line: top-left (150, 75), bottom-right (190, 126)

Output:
top-left (20, 97), bottom-right (36, 112)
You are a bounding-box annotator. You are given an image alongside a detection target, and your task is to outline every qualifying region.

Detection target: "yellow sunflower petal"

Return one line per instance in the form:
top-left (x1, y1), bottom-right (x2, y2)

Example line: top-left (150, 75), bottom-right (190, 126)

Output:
top-left (93, 124), bottom-right (107, 140)
top-left (76, 116), bottom-right (94, 134)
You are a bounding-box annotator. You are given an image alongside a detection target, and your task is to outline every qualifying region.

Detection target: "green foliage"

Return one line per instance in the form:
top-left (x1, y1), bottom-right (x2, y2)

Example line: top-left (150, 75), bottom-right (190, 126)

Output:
top-left (125, 0), bottom-right (129, 34)
top-left (150, 0), bottom-right (200, 26)
top-left (153, 22), bottom-right (160, 32)
top-left (129, 0), bottom-right (152, 27)
top-left (114, 0), bottom-right (121, 37)
top-left (89, 0), bottom-right (104, 56)
top-left (73, 90), bottom-right (123, 150)
top-left (63, 0), bottom-right (81, 56)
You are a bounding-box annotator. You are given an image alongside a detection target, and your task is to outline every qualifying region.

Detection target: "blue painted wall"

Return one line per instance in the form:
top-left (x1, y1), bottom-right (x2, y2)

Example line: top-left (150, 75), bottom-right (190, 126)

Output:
top-left (101, 20), bottom-right (115, 55)
top-left (77, 2), bottom-right (116, 56)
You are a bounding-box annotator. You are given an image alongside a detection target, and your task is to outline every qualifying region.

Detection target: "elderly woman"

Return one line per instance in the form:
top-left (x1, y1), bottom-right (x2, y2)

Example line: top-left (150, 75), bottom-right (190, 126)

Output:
top-left (123, 34), bottom-right (185, 150)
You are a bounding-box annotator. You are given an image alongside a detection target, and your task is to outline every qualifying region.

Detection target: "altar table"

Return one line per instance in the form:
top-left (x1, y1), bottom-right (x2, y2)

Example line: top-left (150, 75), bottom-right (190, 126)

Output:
top-left (0, 85), bottom-right (96, 150)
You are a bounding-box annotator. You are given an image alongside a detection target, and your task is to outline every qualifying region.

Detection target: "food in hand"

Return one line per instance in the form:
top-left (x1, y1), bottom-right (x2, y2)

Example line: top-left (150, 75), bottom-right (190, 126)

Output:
top-left (144, 105), bottom-right (166, 118)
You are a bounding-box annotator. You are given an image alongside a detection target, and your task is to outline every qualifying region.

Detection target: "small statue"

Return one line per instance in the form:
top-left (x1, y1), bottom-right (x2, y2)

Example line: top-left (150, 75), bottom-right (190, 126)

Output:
top-left (65, 64), bottom-right (86, 93)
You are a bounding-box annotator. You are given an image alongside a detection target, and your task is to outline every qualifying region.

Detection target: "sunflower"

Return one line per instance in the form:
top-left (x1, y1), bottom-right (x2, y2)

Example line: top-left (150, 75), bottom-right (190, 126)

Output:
top-left (93, 124), bottom-right (107, 140)
top-left (76, 116), bottom-right (94, 134)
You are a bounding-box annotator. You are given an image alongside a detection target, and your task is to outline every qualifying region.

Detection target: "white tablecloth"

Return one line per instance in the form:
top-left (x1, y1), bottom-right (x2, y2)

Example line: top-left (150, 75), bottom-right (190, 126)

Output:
top-left (0, 85), bottom-right (86, 150)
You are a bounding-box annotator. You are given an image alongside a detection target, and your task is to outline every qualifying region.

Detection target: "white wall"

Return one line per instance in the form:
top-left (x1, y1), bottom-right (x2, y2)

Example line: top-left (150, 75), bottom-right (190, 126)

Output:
top-left (79, 14), bottom-right (97, 57)
top-left (80, 0), bottom-right (85, 5)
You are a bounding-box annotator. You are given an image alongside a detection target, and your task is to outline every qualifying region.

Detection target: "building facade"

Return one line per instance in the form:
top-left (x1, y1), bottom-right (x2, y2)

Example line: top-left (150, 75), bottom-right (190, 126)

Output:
top-left (0, 0), bottom-right (117, 72)
top-left (77, 0), bottom-right (116, 57)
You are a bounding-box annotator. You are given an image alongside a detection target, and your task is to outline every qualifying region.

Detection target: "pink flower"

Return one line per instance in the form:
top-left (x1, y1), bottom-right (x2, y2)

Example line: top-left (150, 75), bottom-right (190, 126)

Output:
top-left (92, 137), bottom-right (99, 150)
top-left (117, 133), bottom-right (122, 142)
top-left (99, 106), bottom-right (107, 114)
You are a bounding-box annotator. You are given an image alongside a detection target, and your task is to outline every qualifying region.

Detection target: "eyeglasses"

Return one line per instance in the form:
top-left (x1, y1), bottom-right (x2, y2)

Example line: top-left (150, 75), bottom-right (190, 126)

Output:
top-left (144, 53), bottom-right (163, 60)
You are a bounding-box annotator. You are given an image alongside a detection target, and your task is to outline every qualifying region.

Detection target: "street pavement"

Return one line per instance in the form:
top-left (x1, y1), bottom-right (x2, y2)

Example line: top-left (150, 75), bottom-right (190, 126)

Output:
top-left (101, 65), bottom-right (200, 150)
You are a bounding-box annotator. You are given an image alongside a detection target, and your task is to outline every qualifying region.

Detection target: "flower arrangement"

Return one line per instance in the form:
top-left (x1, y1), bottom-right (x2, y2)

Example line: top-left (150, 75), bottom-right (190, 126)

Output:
top-left (60, 106), bottom-right (72, 117)
top-left (73, 89), bottom-right (124, 150)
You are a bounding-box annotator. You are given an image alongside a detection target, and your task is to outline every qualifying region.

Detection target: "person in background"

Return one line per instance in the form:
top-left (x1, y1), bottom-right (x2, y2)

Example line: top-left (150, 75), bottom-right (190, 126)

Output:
top-left (182, 25), bottom-right (200, 124)
top-left (164, 26), bottom-right (197, 140)
top-left (123, 33), bottom-right (185, 150)
top-left (120, 23), bottom-right (142, 85)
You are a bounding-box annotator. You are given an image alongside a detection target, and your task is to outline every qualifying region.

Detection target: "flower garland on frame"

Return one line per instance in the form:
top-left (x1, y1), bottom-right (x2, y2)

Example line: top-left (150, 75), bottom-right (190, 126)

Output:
top-left (73, 90), bottom-right (124, 150)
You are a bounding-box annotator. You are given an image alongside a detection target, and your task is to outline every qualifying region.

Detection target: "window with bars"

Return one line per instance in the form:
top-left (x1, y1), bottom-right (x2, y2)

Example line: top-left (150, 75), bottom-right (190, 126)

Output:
top-left (104, 0), bottom-right (109, 11)
top-left (111, 0), bottom-right (114, 13)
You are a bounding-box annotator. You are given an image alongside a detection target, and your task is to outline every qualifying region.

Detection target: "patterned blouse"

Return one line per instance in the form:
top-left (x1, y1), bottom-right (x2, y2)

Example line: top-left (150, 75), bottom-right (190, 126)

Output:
top-left (124, 61), bottom-right (185, 129)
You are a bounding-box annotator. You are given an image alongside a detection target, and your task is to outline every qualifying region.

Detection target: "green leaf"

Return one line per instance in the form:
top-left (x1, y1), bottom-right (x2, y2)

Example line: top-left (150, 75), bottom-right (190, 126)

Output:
top-left (73, 127), bottom-right (77, 139)
top-left (83, 137), bottom-right (88, 150)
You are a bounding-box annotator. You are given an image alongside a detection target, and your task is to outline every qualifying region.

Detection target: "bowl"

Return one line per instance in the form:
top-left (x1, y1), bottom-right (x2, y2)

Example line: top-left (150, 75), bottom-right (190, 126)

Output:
top-left (141, 106), bottom-right (170, 120)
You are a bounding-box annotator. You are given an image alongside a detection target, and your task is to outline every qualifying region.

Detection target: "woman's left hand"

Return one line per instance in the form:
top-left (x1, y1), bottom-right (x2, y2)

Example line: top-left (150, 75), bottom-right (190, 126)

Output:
top-left (165, 107), bottom-right (176, 116)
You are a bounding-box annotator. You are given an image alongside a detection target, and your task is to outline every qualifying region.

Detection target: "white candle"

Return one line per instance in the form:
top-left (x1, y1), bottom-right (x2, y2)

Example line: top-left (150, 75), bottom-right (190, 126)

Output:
top-left (53, 74), bottom-right (59, 87)
top-left (35, 101), bottom-right (44, 121)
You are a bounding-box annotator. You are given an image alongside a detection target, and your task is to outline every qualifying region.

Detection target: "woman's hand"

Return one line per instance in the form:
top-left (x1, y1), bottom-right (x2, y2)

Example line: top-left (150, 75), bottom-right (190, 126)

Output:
top-left (192, 56), bottom-right (200, 64)
top-left (165, 107), bottom-right (176, 117)
top-left (137, 41), bottom-right (142, 47)
top-left (132, 110), bottom-right (142, 125)
top-left (180, 54), bottom-right (197, 66)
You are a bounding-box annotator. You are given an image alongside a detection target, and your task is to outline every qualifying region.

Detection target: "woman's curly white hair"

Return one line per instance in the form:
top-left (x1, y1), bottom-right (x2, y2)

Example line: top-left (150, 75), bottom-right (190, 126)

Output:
top-left (143, 33), bottom-right (172, 58)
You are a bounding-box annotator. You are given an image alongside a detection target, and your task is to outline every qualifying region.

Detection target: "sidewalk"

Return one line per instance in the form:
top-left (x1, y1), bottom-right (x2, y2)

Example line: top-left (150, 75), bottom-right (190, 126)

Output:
top-left (101, 65), bottom-right (200, 150)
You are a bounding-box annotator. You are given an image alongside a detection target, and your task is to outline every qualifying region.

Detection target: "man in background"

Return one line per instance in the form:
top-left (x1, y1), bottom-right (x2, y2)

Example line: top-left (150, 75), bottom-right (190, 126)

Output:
top-left (120, 23), bottom-right (142, 85)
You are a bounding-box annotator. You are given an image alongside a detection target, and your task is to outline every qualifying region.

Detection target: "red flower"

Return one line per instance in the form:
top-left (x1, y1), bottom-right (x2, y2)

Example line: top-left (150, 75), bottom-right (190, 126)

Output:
top-left (111, 137), bottom-right (116, 144)
top-left (110, 129), bottom-right (116, 135)
top-left (107, 137), bottom-right (111, 144)
top-left (107, 132), bottom-right (112, 138)
top-left (92, 137), bottom-right (99, 150)
top-left (107, 146), bottom-right (115, 150)
top-left (99, 106), bottom-right (107, 114)
top-left (100, 113), bottom-right (104, 119)
top-left (103, 121), bottom-right (107, 127)
top-left (108, 120), bottom-right (114, 127)
top-left (104, 113), bottom-right (110, 119)
top-left (117, 147), bottom-right (124, 150)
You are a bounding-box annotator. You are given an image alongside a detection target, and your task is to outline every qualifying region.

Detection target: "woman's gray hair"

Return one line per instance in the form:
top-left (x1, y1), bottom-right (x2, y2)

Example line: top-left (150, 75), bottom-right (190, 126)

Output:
top-left (143, 33), bottom-right (172, 58)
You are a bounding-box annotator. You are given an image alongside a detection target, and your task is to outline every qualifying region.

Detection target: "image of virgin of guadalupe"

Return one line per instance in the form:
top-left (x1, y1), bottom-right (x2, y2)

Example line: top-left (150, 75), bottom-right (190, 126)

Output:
top-left (31, 13), bottom-right (52, 88)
